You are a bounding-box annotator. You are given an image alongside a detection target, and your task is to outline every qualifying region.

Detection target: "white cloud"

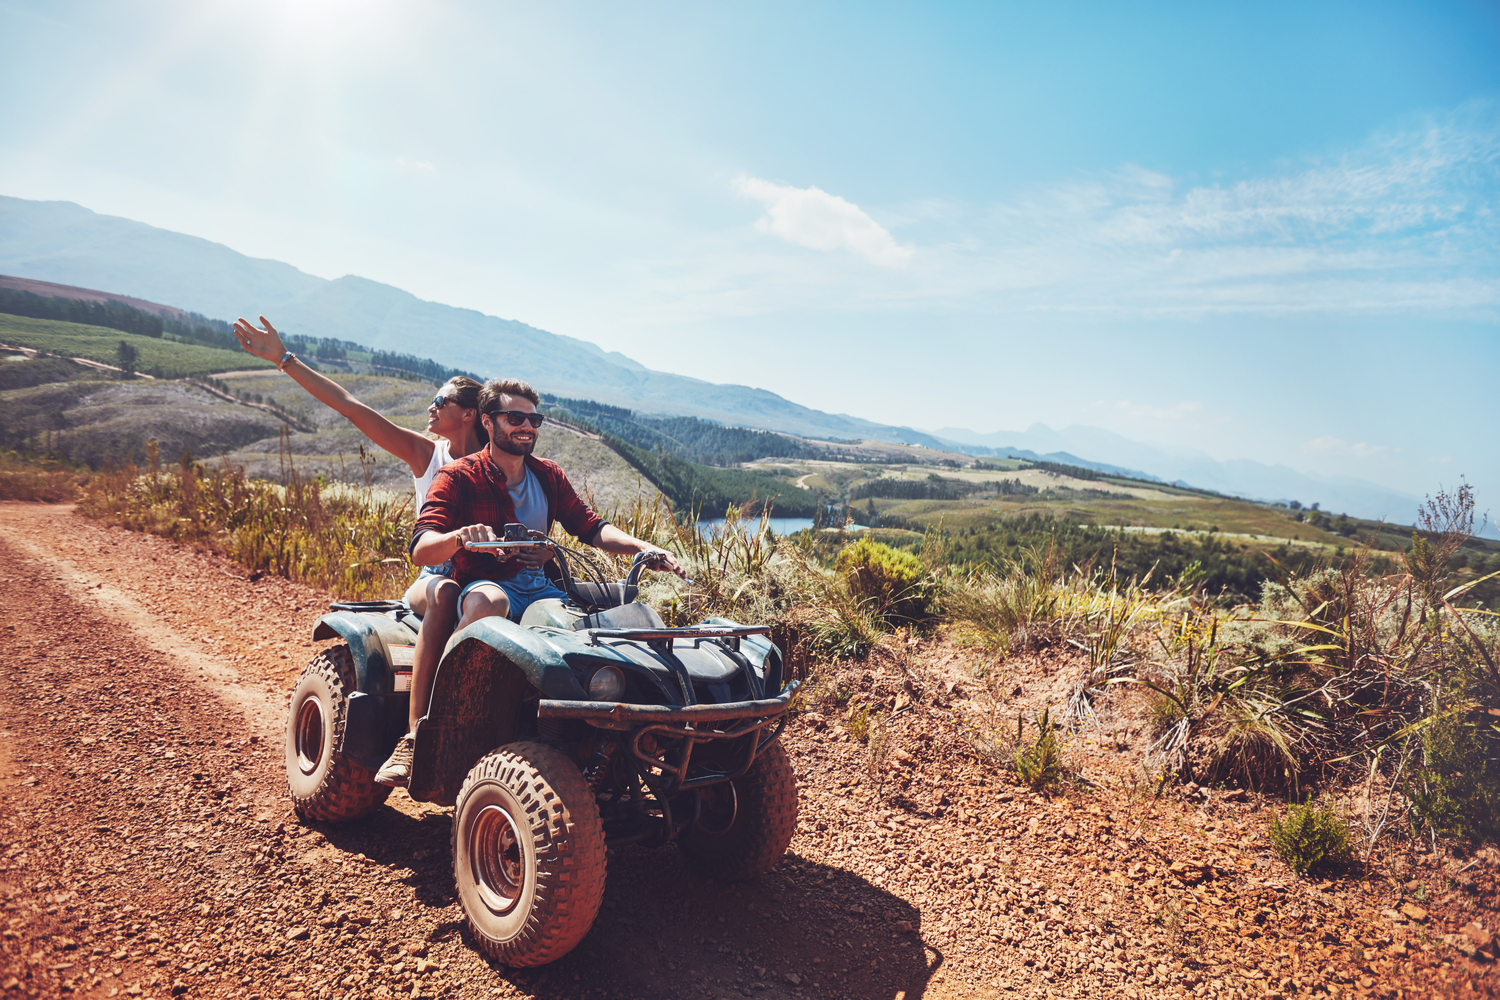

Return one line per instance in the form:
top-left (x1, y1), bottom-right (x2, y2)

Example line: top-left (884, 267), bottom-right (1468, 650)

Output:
top-left (394, 157), bottom-right (436, 175)
top-left (1303, 436), bottom-right (1393, 458)
top-left (882, 105), bottom-right (1500, 318)
top-left (734, 176), bottom-right (912, 268)
top-left (1098, 399), bottom-right (1203, 421)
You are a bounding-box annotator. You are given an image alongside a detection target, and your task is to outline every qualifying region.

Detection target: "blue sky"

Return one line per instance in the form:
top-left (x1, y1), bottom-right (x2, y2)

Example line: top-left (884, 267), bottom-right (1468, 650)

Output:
top-left (1, 0), bottom-right (1498, 512)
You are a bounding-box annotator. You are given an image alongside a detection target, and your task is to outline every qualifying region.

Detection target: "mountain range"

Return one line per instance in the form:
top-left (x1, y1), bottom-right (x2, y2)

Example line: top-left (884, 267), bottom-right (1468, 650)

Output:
top-left (0, 194), bottom-right (1434, 524)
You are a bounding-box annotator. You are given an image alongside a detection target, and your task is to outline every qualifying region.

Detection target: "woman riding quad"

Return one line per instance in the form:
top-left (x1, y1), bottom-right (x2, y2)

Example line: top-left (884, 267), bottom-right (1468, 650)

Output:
top-left (232, 315), bottom-right (482, 782)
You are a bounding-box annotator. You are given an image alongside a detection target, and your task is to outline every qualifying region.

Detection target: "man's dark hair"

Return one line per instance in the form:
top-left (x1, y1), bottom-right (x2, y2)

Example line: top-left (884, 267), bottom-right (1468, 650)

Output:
top-left (479, 377), bottom-right (540, 414)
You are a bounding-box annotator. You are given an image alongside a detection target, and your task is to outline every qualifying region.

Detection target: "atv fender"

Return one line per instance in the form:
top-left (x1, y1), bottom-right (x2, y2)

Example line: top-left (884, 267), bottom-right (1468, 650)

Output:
top-left (408, 618), bottom-right (587, 806)
top-left (311, 611), bottom-right (415, 770)
top-left (312, 611), bottom-right (415, 695)
top-left (440, 616), bottom-right (587, 699)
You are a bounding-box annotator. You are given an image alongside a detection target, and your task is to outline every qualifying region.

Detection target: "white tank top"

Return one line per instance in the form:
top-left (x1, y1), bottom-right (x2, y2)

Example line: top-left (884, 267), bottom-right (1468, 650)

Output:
top-left (413, 439), bottom-right (453, 516)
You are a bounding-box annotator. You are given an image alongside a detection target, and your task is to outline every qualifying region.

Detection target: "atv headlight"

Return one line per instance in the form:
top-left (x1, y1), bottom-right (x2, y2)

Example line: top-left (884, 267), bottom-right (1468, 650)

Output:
top-left (587, 666), bottom-right (626, 702)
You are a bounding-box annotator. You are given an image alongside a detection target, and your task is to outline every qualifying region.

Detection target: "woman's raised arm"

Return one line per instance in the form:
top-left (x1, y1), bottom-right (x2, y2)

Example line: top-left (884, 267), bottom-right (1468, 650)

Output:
top-left (232, 315), bottom-right (436, 476)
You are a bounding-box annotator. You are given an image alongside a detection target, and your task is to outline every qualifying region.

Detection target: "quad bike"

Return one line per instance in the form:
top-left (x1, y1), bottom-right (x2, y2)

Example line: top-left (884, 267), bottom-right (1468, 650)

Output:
top-left (284, 527), bottom-right (799, 966)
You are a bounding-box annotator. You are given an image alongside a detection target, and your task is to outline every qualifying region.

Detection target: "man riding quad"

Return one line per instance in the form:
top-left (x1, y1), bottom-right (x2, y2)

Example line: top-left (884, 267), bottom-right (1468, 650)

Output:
top-left (376, 377), bottom-right (686, 785)
top-left (288, 376), bottom-right (799, 967)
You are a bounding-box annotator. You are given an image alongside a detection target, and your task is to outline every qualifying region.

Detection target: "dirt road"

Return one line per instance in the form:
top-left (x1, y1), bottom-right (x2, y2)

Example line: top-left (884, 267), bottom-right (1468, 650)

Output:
top-left (1, 502), bottom-right (1495, 1000)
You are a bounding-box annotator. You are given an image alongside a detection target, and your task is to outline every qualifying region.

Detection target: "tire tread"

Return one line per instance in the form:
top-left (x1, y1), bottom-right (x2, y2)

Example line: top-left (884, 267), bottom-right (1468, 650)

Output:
top-left (452, 742), bottom-right (606, 966)
top-left (287, 646), bottom-right (391, 822)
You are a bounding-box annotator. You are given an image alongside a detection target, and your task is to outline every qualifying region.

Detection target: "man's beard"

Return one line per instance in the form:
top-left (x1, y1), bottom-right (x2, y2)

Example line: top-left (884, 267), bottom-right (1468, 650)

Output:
top-left (495, 436), bottom-right (535, 456)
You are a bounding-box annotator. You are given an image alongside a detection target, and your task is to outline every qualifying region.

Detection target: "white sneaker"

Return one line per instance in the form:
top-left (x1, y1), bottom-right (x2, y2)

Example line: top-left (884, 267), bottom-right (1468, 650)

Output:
top-left (374, 732), bottom-right (415, 787)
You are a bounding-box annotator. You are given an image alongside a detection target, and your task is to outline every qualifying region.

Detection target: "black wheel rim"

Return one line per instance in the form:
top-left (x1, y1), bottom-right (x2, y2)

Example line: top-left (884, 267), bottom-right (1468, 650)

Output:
top-left (294, 697), bottom-right (325, 775)
top-left (471, 804), bottom-right (526, 915)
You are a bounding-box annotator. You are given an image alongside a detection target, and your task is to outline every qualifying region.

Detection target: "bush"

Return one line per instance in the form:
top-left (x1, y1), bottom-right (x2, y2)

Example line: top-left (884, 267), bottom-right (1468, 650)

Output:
top-left (1014, 706), bottom-right (1064, 793)
top-left (836, 537), bottom-right (930, 623)
top-left (1268, 797), bottom-right (1351, 875)
top-left (1408, 673), bottom-right (1500, 844)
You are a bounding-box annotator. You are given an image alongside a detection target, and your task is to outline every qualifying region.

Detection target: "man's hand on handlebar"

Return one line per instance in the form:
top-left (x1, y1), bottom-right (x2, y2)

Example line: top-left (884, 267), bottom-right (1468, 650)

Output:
top-left (637, 547), bottom-right (688, 580)
top-left (454, 524), bottom-right (499, 550)
top-left (456, 525), bottom-right (555, 570)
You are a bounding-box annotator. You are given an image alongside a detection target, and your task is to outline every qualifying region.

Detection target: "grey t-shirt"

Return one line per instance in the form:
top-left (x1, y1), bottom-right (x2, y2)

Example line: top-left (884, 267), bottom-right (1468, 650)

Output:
top-left (508, 465), bottom-right (549, 585)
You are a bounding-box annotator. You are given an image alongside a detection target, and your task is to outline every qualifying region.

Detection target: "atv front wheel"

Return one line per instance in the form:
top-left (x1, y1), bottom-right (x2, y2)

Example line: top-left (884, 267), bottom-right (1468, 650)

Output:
top-left (452, 741), bottom-right (607, 967)
top-left (678, 739), bottom-right (798, 881)
top-left (285, 645), bottom-right (391, 822)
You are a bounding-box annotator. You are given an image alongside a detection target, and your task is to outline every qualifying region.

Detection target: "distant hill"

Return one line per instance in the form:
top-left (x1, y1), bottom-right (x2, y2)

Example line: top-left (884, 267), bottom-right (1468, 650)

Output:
top-left (0, 196), bottom-right (940, 444)
top-left (934, 423), bottom-right (1425, 522)
top-left (0, 194), bottom-right (1434, 522)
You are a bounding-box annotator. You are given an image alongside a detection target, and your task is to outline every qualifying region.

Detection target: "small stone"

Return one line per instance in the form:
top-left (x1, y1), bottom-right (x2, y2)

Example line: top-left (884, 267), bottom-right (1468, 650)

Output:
top-left (894, 920), bottom-right (913, 934)
top-left (785, 973), bottom-right (801, 986)
top-left (1399, 903), bottom-right (1428, 923)
top-left (407, 940), bottom-right (429, 957)
top-left (286, 926), bottom-right (310, 941)
top-left (1463, 922), bottom-right (1493, 949)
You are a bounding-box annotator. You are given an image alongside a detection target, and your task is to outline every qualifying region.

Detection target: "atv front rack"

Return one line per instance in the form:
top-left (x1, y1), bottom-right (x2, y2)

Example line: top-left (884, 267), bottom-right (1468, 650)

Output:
top-left (585, 624), bottom-right (770, 650)
top-left (541, 682), bottom-right (800, 801)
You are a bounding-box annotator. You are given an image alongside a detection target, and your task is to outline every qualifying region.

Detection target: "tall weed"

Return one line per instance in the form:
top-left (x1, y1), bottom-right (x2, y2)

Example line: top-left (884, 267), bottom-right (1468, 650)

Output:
top-left (78, 433), bottom-right (414, 598)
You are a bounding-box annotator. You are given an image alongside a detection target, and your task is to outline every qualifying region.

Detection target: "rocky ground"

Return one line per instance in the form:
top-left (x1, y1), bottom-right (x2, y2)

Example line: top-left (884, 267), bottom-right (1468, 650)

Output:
top-left (1, 501), bottom-right (1497, 1000)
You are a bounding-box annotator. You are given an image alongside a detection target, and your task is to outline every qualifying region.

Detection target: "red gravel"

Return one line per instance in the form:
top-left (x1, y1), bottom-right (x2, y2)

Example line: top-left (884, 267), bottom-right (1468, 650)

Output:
top-left (1, 502), bottom-right (1496, 1000)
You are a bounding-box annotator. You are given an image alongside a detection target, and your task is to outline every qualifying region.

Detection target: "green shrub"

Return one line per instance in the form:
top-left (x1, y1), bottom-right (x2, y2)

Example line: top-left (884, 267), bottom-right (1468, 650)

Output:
top-left (836, 537), bottom-right (929, 623)
top-left (1014, 706), bottom-right (1064, 793)
top-left (847, 702), bottom-right (873, 743)
top-left (803, 598), bottom-right (887, 659)
top-left (1408, 680), bottom-right (1500, 844)
top-left (1268, 797), bottom-right (1351, 875)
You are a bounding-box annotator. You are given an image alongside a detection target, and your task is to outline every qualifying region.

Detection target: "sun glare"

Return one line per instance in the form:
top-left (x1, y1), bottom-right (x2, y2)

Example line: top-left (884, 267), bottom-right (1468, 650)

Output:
top-left (232, 0), bottom-right (412, 60)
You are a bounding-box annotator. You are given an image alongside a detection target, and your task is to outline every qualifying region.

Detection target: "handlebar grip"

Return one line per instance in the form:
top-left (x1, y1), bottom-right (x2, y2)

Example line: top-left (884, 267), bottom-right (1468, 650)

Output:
top-left (463, 540), bottom-right (554, 551)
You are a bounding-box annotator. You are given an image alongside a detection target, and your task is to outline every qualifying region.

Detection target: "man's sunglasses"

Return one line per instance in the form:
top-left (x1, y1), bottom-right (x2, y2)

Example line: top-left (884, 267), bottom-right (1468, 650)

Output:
top-left (487, 409), bottom-right (546, 428)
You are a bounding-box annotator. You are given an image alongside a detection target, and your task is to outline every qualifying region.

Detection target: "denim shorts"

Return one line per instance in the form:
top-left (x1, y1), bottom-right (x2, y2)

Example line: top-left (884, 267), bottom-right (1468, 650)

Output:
top-left (417, 560), bottom-right (454, 580)
top-left (459, 573), bottom-right (567, 622)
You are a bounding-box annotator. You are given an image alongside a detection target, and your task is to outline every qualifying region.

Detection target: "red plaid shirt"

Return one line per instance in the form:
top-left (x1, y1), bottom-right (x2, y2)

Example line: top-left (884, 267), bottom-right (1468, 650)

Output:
top-left (411, 450), bottom-right (607, 587)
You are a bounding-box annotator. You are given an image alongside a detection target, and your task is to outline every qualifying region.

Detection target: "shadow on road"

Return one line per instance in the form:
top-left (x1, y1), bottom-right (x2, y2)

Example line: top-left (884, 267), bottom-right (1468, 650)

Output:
top-left (312, 801), bottom-right (943, 1000)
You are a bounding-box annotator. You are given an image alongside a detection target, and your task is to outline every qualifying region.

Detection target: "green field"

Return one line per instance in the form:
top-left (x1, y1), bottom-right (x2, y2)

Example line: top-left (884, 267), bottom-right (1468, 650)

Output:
top-left (0, 312), bottom-right (271, 379)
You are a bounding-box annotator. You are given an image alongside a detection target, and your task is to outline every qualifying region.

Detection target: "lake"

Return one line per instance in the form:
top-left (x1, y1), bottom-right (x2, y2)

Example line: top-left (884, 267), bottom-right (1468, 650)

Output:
top-left (696, 517), bottom-right (866, 536)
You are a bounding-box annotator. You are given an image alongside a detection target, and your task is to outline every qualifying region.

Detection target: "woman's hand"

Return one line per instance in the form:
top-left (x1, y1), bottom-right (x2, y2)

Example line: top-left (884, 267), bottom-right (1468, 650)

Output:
top-left (232, 315), bottom-right (287, 363)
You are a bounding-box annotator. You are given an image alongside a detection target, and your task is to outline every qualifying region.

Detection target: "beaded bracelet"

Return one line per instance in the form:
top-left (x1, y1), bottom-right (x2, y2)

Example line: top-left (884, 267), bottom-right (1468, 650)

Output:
top-left (276, 351), bottom-right (296, 372)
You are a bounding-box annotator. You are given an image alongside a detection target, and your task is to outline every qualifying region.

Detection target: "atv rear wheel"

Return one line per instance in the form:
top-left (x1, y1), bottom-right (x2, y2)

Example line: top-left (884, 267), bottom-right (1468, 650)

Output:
top-left (452, 741), bottom-right (607, 967)
top-left (285, 645), bottom-right (391, 822)
top-left (678, 739), bottom-right (798, 881)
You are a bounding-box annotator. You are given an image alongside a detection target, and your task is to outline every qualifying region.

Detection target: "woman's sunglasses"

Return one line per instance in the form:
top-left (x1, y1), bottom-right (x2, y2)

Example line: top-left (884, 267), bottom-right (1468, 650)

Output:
top-left (430, 394), bottom-right (462, 410)
top-left (487, 409), bottom-right (546, 428)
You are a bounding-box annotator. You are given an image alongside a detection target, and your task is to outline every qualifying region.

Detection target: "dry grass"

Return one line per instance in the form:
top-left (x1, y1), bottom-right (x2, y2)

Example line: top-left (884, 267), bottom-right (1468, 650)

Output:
top-left (77, 433), bottom-right (414, 599)
top-left (0, 449), bottom-right (90, 502)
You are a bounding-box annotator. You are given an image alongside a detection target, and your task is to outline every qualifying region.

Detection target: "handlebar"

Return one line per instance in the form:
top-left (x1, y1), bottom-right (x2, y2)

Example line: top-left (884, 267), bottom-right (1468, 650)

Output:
top-left (461, 528), bottom-right (692, 586)
top-left (462, 540), bottom-right (555, 551)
